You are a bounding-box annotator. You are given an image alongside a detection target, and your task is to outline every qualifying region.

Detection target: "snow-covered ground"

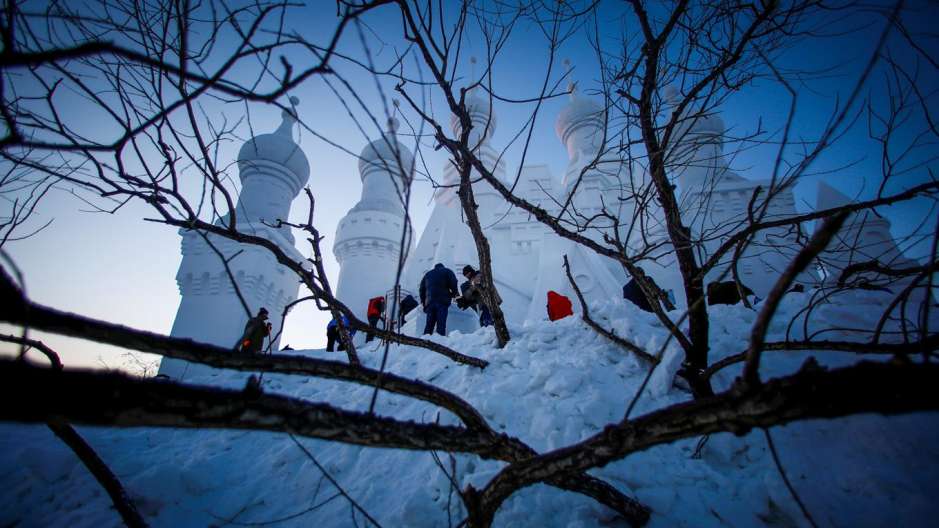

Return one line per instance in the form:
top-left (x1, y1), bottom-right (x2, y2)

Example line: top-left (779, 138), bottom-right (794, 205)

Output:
top-left (2, 292), bottom-right (937, 527)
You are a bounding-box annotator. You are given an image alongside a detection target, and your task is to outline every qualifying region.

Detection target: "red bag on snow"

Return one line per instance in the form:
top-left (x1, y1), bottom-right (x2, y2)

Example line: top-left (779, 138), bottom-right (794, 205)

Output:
top-left (546, 290), bottom-right (573, 321)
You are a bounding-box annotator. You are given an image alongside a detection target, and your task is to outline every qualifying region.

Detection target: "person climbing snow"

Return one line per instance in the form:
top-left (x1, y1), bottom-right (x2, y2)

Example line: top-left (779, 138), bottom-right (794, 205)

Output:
top-left (419, 263), bottom-right (459, 336)
top-left (623, 276), bottom-right (676, 312)
top-left (326, 315), bottom-right (356, 352)
top-left (458, 265), bottom-right (501, 327)
top-left (399, 294), bottom-right (419, 326)
top-left (238, 307), bottom-right (271, 354)
top-left (623, 278), bottom-right (653, 313)
top-left (365, 295), bottom-right (385, 343)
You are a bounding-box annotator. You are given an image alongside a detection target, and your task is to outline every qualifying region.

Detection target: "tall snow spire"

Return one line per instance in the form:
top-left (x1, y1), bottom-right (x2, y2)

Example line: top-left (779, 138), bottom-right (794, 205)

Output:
top-left (273, 96), bottom-right (300, 137)
top-left (555, 65), bottom-right (604, 173)
top-left (563, 58), bottom-right (576, 97)
top-left (451, 59), bottom-right (496, 147)
top-left (667, 87), bottom-right (725, 153)
top-left (668, 87), bottom-right (726, 194)
top-left (235, 96), bottom-right (309, 226)
top-left (160, 97), bottom-right (309, 380)
top-left (333, 111), bottom-right (415, 320)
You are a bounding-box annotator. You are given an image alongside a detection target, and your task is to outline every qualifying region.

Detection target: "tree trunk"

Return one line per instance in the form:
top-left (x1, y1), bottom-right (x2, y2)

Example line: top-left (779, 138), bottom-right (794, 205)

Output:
top-left (636, 45), bottom-right (712, 397)
top-left (457, 159), bottom-right (511, 348)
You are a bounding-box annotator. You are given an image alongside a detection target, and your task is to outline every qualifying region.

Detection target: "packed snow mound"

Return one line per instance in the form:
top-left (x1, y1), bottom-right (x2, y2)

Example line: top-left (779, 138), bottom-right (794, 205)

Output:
top-left (2, 293), bottom-right (937, 527)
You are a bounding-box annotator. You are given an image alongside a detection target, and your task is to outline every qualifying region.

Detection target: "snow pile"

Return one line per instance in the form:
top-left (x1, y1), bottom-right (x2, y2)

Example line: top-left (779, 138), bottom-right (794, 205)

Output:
top-left (2, 293), bottom-right (937, 527)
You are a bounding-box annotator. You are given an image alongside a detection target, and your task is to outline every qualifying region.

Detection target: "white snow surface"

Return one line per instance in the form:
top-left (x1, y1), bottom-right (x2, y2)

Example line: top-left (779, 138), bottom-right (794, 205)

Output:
top-left (2, 292), bottom-right (937, 527)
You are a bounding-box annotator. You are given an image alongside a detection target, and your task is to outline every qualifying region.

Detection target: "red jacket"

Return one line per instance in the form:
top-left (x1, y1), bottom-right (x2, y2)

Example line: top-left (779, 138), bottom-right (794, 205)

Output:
top-left (367, 296), bottom-right (385, 318)
top-left (546, 291), bottom-right (573, 321)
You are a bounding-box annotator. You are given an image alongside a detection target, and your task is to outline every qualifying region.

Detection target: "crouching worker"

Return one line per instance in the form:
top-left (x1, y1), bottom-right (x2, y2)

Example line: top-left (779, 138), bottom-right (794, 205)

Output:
top-left (459, 265), bottom-right (502, 327)
top-left (707, 280), bottom-right (754, 306)
top-left (398, 294), bottom-right (419, 327)
top-left (623, 276), bottom-right (676, 313)
top-left (238, 307), bottom-right (272, 354)
top-left (326, 315), bottom-right (356, 352)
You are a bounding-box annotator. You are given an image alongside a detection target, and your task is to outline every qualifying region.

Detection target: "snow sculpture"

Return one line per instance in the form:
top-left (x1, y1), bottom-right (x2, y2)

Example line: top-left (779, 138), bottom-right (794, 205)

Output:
top-left (333, 116), bottom-right (414, 321)
top-left (526, 84), bottom-right (626, 319)
top-left (670, 88), bottom-right (803, 298)
top-left (159, 98), bottom-right (308, 379)
top-left (401, 87), bottom-right (513, 333)
top-left (815, 182), bottom-right (918, 281)
top-left (529, 81), bottom-right (681, 319)
top-left (370, 83), bottom-right (921, 335)
top-left (812, 181), bottom-right (929, 334)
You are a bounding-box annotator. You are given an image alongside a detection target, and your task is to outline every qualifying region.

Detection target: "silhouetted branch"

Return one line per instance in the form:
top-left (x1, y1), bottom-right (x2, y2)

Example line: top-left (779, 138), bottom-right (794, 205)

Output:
top-left (703, 335), bottom-right (939, 380)
top-left (47, 418), bottom-right (149, 528)
top-left (0, 333), bottom-right (62, 368)
top-left (836, 258), bottom-right (938, 287)
top-left (465, 359), bottom-right (939, 527)
top-left (0, 336), bottom-right (148, 527)
top-left (562, 255), bottom-right (656, 365)
top-left (0, 288), bottom-right (490, 430)
top-left (741, 212), bottom-right (850, 387)
top-left (764, 429), bottom-right (819, 528)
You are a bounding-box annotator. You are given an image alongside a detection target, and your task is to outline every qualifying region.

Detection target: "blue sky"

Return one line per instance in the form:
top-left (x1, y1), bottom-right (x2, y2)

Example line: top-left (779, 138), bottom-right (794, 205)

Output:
top-left (2, 1), bottom-right (936, 369)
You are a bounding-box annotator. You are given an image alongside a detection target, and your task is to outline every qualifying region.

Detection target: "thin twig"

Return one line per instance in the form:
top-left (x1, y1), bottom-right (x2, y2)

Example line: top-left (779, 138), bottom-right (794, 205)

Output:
top-left (741, 211), bottom-right (850, 387)
top-left (562, 254), bottom-right (656, 364)
top-left (287, 433), bottom-right (384, 528)
top-left (764, 429), bottom-right (819, 528)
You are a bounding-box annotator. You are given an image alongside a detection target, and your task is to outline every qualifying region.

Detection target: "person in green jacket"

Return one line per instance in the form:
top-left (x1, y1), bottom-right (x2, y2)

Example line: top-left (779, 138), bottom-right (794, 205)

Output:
top-left (238, 307), bottom-right (271, 354)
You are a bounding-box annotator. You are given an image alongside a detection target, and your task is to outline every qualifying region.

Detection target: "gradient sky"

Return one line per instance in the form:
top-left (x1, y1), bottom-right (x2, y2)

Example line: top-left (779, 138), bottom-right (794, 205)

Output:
top-left (2, 0), bottom-right (936, 370)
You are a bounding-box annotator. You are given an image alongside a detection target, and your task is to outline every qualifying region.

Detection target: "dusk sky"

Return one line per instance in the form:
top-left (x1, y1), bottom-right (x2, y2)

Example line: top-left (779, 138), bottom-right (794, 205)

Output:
top-left (2, 0), bottom-right (936, 370)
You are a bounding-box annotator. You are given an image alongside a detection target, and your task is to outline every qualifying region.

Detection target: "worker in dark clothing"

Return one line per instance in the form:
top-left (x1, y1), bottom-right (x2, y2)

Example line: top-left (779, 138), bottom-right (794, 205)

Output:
top-left (623, 279), bottom-right (654, 312)
top-left (419, 263), bottom-right (459, 336)
top-left (707, 280), bottom-right (755, 306)
top-left (326, 315), bottom-right (356, 352)
top-left (238, 307), bottom-right (271, 354)
top-left (623, 276), bottom-right (676, 312)
top-left (365, 296), bottom-right (385, 343)
top-left (458, 265), bottom-right (501, 327)
top-left (399, 294), bottom-right (419, 326)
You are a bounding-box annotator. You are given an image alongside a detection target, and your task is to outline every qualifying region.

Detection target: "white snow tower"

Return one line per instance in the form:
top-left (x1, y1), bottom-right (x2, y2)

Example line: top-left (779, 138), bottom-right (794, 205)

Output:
top-left (159, 98), bottom-right (309, 380)
top-left (333, 117), bottom-right (414, 321)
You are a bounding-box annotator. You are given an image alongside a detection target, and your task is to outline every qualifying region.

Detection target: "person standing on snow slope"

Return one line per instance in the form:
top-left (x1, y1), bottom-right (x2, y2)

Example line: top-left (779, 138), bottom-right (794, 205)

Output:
top-left (365, 296), bottom-right (385, 343)
top-left (238, 307), bottom-right (271, 353)
top-left (458, 264), bottom-right (501, 327)
top-left (419, 263), bottom-right (459, 336)
top-left (326, 315), bottom-right (356, 352)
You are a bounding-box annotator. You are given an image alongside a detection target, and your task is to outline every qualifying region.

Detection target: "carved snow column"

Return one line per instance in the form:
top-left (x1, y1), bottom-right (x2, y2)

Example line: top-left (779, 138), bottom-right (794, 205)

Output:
top-left (670, 87), bottom-right (805, 299)
top-left (816, 182), bottom-right (918, 283)
top-left (333, 118), bottom-right (414, 322)
top-left (448, 88), bottom-right (506, 234)
top-left (425, 88), bottom-right (507, 333)
top-left (531, 84), bottom-right (641, 313)
top-left (160, 98), bottom-right (309, 380)
top-left (556, 84), bottom-right (608, 223)
top-left (669, 86), bottom-right (725, 200)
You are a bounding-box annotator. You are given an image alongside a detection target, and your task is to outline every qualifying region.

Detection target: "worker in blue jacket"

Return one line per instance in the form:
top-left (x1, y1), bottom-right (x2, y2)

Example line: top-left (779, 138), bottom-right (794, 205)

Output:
top-left (418, 263), bottom-right (459, 336)
top-left (326, 315), bottom-right (356, 351)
